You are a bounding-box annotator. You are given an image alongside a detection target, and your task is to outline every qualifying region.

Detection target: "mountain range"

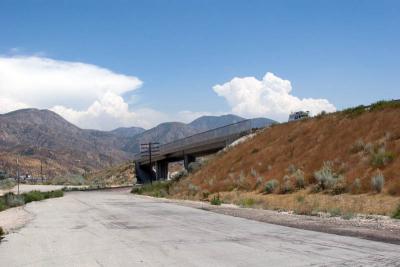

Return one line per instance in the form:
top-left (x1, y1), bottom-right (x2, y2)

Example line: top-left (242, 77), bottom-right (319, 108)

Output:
top-left (0, 109), bottom-right (275, 178)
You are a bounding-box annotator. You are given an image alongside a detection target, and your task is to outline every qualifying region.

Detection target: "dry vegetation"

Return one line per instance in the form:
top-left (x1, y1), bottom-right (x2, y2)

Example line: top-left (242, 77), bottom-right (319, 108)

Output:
top-left (85, 161), bottom-right (136, 187)
top-left (164, 101), bottom-right (400, 217)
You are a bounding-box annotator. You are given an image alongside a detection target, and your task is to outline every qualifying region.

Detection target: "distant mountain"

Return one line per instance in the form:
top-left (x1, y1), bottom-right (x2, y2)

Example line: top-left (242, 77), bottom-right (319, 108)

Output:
top-left (188, 114), bottom-right (245, 132)
top-left (0, 109), bottom-right (132, 177)
top-left (123, 122), bottom-right (198, 153)
top-left (0, 109), bottom-right (276, 177)
top-left (110, 127), bottom-right (145, 138)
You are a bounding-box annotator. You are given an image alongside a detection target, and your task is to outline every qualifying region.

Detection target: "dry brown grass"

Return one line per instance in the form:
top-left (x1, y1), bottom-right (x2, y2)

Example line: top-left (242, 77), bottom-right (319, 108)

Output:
top-left (170, 107), bottom-right (400, 196)
top-left (167, 106), bottom-right (400, 216)
top-left (215, 191), bottom-right (399, 216)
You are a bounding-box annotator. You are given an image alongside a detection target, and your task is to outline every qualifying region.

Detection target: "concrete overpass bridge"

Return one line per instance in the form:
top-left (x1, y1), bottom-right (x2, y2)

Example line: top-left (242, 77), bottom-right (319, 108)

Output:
top-left (134, 119), bottom-right (260, 183)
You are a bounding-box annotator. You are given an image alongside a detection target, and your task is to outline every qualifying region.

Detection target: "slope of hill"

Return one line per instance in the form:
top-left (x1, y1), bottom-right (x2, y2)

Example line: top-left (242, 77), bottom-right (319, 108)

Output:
top-left (110, 127), bottom-right (145, 138)
top-left (165, 101), bottom-right (400, 215)
top-left (0, 109), bottom-right (132, 177)
top-left (188, 114), bottom-right (245, 132)
top-left (0, 108), bottom-right (275, 179)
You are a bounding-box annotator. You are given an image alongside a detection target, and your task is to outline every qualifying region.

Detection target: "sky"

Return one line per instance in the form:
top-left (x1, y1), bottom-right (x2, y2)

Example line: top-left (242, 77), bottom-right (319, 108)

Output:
top-left (0, 0), bottom-right (399, 130)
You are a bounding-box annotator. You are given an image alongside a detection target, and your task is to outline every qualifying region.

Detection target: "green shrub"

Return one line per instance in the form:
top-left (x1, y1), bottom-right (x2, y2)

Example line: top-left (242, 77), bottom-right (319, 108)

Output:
top-left (293, 169), bottom-right (305, 189)
top-left (392, 204), bottom-right (400, 219)
top-left (342, 105), bottom-right (367, 117)
top-left (0, 178), bottom-right (16, 190)
top-left (264, 179), bottom-right (279, 194)
top-left (352, 178), bottom-right (362, 194)
top-left (23, 191), bottom-right (45, 203)
top-left (5, 192), bottom-right (25, 207)
top-left (0, 198), bottom-right (7, 211)
top-left (188, 162), bottom-right (201, 173)
top-left (131, 186), bottom-right (143, 194)
top-left (239, 198), bottom-right (255, 208)
top-left (371, 148), bottom-right (394, 167)
top-left (210, 195), bottom-right (222, 205)
top-left (371, 171), bottom-right (385, 193)
top-left (329, 207), bottom-right (342, 217)
top-left (314, 161), bottom-right (347, 194)
top-left (280, 175), bottom-right (293, 194)
top-left (350, 139), bottom-right (365, 153)
top-left (369, 100), bottom-right (400, 111)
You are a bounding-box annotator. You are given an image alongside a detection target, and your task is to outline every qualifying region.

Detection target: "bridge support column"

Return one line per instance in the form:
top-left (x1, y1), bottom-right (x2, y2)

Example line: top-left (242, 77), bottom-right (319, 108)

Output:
top-left (155, 160), bottom-right (168, 180)
top-left (135, 162), bottom-right (154, 184)
top-left (183, 154), bottom-right (196, 170)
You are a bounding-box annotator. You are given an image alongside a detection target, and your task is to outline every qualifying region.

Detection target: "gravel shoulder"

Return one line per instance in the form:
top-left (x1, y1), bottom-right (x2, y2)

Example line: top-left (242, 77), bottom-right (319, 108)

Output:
top-left (0, 206), bottom-right (33, 233)
top-left (138, 195), bottom-right (400, 245)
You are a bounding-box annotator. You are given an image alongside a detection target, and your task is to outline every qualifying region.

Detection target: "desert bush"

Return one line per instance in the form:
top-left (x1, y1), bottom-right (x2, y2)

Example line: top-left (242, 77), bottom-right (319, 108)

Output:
top-left (0, 198), bottom-right (7, 211)
top-left (287, 164), bottom-right (297, 174)
top-left (188, 183), bottom-right (200, 195)
top-left (264, 179), bottom-right (279, 194)
top-left (342, 105), bottom-right (367, 117)
top-left (210, 195), bottom-right (222, 205)
top-left (280, 175), bottom-right (293, 194)
top-left (293, 169), bottom-right (305, 189)
top-left (5, 192), bottom-right (25, 207)
top-left (314, 161), bottom-right (335, 190)
top-left (255, 176), bottom-right (264, 189)
top-left (171, 169), bottom-right (188, 181)
top-left (329, 207), bottom-right (342, 217)
top-left (351, 178), bottom-right (362, 194)
top-left (331, 176), bottom-right (348, 195)
top-left (350, 139), bottom-right (365, 153)
top-left (0, 178), bottom-right (16, 190)
top-left (239, 198), bottom-right (255, 208)
top-left (369, 99), bottom-right (400, 111)
top-left (187, 162), bottom-right (201, 173)
top-left (23, 191), bottom-right (45, 203)
top-left (131, 186), bottom-right (143, 194)
top-left (201, 190), bottom-right (210, 199)
top-left (250, 168), bottom-right (258, 178)
top-left (392, 204), bottom-right (400, 219)
top-left (371, 171), bottom-right (385, 193)
top-left (370, 148), bottom-right (394, 167)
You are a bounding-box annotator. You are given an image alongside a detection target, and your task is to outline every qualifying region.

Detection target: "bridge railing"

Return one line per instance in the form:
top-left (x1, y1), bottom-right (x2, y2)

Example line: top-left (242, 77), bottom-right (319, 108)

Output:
top-left (161, 119), bottom-right (252, 154)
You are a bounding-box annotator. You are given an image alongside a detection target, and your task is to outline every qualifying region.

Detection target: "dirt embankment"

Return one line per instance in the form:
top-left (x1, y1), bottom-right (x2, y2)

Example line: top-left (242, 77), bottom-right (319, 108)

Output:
top-left (166, 104), bottom-right (400, 217)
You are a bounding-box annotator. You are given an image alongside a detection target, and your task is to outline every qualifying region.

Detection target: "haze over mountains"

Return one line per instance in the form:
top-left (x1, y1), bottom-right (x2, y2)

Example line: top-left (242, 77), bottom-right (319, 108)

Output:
top-left (0, 109), bottom-right (275, 177)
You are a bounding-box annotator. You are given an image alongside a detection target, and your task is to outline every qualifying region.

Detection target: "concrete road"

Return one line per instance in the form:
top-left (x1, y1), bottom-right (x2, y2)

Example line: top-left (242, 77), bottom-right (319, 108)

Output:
top-left (0, 190), bottom-right (399, 267)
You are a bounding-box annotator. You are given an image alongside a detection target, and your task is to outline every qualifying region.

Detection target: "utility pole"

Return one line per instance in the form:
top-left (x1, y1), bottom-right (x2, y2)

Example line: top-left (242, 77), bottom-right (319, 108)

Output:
top-left (16, 156), bottom-right (20, 195)
top-left (40, 159), bottom-right (43, 184)
top-left (149, 142), bottom-right (152, 184)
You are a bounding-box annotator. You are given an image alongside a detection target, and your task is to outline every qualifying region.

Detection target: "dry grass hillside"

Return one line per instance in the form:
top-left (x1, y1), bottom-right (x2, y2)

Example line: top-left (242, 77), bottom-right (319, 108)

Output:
top-left (166, 101), bottom-right (400, 216)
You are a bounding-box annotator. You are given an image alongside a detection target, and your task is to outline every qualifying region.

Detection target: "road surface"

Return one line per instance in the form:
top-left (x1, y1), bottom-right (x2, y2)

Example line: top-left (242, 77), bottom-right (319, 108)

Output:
top-left (0, 189), bottom-right (399, 266)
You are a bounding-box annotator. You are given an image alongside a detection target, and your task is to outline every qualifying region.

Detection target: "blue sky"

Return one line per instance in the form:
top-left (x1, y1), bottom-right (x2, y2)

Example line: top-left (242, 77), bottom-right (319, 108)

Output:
top-left (0, 0), bottom-right (399, 129)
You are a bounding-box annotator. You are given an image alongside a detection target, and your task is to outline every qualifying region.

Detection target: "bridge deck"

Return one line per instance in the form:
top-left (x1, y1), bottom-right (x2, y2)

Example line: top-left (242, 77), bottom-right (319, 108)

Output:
top-left (135, 120), bottom-right (253, 165)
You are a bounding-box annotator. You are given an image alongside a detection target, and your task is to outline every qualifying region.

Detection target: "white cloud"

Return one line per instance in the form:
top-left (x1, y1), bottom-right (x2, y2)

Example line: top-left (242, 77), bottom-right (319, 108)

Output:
top-left (51, 92), bottom-right (168, 130)
top-left (0, 55), bottom-right (169, 130)
top-left (0, 56), bottom-right (142, 110)
top-left (213, 72), bottom-right (336, 121)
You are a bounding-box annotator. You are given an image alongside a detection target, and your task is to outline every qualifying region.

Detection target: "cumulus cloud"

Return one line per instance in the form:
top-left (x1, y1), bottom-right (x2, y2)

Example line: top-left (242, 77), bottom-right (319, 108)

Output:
top-left (51, 92), bottom-right (168, 130)
top-left (213, 72), bottom-right (336, 121)
top-left (0, 55), bottom-right (167, 130)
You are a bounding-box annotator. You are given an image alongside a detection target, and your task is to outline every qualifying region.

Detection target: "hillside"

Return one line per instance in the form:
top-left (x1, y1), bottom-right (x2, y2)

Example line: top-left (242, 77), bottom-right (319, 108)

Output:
top-left (0, 109), bottom-right (133, 177)
top-left (0, 108), bottom-right (275, 179)
top-left (164, 102), bottom-right (400, 216)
